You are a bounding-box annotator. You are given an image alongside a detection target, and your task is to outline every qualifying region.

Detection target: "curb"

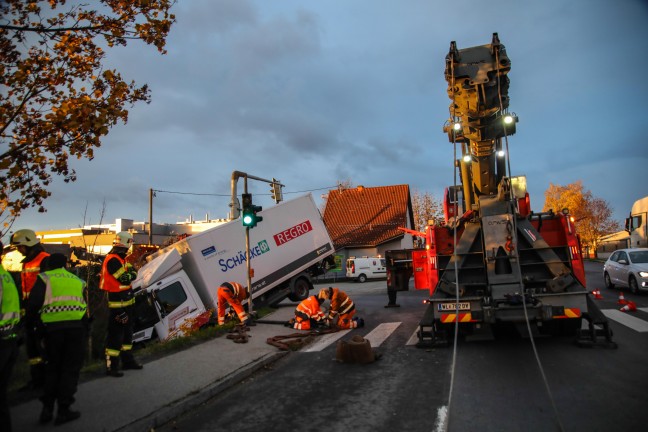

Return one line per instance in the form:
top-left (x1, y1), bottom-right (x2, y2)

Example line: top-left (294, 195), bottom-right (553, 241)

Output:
top-left (117, 351), bottom-right (289, 432)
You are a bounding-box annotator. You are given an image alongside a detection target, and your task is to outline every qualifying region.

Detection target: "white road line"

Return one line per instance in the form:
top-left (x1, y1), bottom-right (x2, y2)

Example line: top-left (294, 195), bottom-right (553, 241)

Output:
top-left (406, 328), bottom-right (419, 346)
top-left (640, 307), bottom-right (648, 313)
top-left (302, 329), bottom-right (351, 352)
top-left (363, 322), bottom-right (401, 347)
top-left (602, 309), bottom-right (648, 333)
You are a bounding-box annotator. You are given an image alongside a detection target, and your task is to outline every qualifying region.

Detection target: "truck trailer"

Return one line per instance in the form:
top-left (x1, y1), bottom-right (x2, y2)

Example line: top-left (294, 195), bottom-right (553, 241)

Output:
top-left (130, 193), bottom-right (335, 343)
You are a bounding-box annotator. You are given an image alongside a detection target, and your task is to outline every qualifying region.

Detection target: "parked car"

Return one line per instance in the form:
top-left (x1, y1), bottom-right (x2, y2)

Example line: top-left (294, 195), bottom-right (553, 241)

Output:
top-left (603, 248), bottom-right (648, 294)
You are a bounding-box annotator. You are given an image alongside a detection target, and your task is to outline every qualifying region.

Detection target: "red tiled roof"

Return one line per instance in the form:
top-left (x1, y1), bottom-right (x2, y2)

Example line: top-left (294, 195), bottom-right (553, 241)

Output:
top-left (322, 184), bottom-right (412, 249)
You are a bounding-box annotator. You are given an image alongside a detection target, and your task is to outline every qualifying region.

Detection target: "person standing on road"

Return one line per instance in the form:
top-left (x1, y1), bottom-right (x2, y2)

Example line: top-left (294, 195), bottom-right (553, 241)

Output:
top-left (290, 294), bottom-right (327, 330)
top-left (10, 228), bottom-right (49, 390)
top-left (216, 282), bottom-right (251, 326)
top-left (0, 240), bottom-right (21, 432)
top-left (318, 287), bottom-right (364, 328)
top-left (100, 231), bottom-right (142, 377)
top-left (25, 253), bottom-right (87, 425)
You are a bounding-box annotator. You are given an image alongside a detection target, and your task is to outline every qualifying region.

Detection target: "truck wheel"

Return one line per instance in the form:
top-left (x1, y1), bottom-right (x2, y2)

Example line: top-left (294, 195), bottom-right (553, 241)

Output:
top-left (358, 274), bottom-right (367, 283)
top-left (629, 276), bottom-right (639, 294)
top-left (288, 278), bottom-right (310, 302)
top-left (604, 272), bottom-right (615, 289)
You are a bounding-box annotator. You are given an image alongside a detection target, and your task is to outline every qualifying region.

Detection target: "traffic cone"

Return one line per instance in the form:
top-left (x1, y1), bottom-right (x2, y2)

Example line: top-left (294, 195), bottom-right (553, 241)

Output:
top-left (620, 301), bottom-right (637, 312)
top-left (591, 289), bottom-right (603, 299)
top-left (618, 292), bottom-right (628, 305)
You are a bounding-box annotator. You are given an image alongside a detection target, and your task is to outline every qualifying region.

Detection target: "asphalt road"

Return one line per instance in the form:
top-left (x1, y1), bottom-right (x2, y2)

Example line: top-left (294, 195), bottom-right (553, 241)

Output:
top-left (159, 262), bottom-right (648, 432)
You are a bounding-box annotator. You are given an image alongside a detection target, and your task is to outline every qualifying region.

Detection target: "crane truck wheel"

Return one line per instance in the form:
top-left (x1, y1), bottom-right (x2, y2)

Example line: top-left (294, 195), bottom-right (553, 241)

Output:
top-left (629, 276), bottom-right (639, 294)
top-left (604, 272), bottom-right (615, 289)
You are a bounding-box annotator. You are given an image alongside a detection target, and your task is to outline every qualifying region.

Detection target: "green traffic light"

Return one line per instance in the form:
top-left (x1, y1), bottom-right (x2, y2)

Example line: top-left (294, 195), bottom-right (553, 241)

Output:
top-left (242, 214), bottom-right (253, 225)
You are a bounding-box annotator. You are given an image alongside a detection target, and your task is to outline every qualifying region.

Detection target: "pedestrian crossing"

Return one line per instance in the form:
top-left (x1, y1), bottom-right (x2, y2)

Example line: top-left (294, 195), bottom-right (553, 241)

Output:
top-left (602, 307), bottom-right (648, 333)
top-left (300, 308), bottom-right (648, 352)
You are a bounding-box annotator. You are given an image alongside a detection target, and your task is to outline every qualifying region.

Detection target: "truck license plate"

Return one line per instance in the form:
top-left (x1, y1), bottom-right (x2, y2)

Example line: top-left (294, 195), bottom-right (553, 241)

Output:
top-left (437, 302), bottom-right (470, 311)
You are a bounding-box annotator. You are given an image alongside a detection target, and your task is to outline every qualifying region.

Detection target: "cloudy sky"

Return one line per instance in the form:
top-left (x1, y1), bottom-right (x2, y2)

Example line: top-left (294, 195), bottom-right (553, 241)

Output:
top-left (9, 0), bottom-right (648, 235)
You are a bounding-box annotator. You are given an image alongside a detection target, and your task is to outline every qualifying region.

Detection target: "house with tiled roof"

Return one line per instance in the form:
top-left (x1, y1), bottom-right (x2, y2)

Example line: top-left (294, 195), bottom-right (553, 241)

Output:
top-left (322, 184), bottom-right (415, 277)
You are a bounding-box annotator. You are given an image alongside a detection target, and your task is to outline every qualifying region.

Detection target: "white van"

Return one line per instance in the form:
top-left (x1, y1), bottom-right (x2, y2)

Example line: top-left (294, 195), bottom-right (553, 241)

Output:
top-left (346, 256), bottom-right (386, 282)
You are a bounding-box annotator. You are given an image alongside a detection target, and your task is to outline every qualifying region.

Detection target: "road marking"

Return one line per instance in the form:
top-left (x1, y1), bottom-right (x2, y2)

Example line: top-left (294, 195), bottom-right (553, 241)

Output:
top-left (406, 328), bottom-right (419, 345)
top-left (602, 309), bottom-right (648, 333)
top-left (302, 329), bottom-right (351, 352)
top-left (640, 307), bottom-right (648, 313)
top-left (363, 322), bottom-right (401, 347)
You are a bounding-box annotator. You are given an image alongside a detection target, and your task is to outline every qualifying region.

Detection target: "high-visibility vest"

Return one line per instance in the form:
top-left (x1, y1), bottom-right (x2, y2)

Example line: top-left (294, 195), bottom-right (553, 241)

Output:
top-left (100, 253), bottom-right (133, 293)
top-left (220, 282), bottom-right (247, 300)
top-left (295, 296), bottom-right (324, 321)
top-left (21, 251), bottom-right (49, 299)
top-left (38, 268), bottom-right (86, 323)
top-left (0, 267), bottom-right (21, 338)
top-left (328, 288), bottom-right (354, 319)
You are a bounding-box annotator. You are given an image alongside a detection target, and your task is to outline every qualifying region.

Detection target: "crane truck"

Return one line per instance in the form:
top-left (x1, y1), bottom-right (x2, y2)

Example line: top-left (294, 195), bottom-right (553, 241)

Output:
top-left (407, 34), bottom-right (614, 348)
top-left (130, 194), bottom-right (335, 343)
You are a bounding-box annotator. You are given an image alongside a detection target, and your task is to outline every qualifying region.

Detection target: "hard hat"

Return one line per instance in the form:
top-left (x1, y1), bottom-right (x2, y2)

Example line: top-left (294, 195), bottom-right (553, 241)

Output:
top-left (113, 231), bottom-right (133, 248)
top-left (10, 229), bottom-right (40, 247)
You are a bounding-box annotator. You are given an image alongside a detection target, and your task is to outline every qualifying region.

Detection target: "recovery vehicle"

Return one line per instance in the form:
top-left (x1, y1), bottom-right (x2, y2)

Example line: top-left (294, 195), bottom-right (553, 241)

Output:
top-left (407, 33), bottom-right (614, 347)
top-left (130, 193), bottom-right (335, 343)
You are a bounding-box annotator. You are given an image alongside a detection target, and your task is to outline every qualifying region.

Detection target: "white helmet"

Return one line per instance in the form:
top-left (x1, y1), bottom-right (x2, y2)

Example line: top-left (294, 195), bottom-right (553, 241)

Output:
top-left (113, 231), bottom-right (133, 248)
top-left (10, 229), bottom-right (40, 247)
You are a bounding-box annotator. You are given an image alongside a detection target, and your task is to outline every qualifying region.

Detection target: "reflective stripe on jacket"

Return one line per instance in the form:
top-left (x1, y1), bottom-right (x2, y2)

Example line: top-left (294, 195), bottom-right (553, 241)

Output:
top-left (100, 253), bottom-right (133, 292)
top-left (220, 282), bottom-right (246, 300)
top-left (21, 251), bottom-right (49, 299)
top-left (328, 288), bottom-right (355, 319)
top-left (0, 267), bottom-right (21, 338)
top-left (39, 268), bottom-right (86, 323)
top-left (295, 295), bottom-right (324, 322)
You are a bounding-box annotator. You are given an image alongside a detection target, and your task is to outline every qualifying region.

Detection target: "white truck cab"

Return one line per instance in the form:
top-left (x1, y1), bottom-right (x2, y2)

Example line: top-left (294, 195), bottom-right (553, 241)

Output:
top-left (346, 256), bottom-right (386, 282)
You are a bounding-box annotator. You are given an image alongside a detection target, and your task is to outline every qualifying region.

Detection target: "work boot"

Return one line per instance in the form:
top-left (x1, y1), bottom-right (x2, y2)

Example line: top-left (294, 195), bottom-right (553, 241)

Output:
top-left (353, 317), bottom-right (365, 328)
top-left (39, 403), bottom-right (54, 424)
top-left (54, 406), bottom-right (81, 425)
top-left (121, 351), bottom-right (143, 370)
top-left (106, 355), bottom-right (124, 377)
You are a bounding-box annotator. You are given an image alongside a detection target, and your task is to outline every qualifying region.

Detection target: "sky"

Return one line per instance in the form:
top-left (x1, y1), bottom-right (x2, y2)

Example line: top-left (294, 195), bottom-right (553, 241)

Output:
top-left (6, 0), bottom-right (648, 237)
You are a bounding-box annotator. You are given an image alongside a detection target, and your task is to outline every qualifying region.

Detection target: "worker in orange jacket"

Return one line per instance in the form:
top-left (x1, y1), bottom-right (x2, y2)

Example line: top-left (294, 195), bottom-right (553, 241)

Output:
top-left (10, 229), bottom-right (50, 390)
top-left (291, 295), bottom-right (326, 330)
top-left (318, 287), bottom-right (364, 329)
top-left (217, 282), bottom-right (250, 326)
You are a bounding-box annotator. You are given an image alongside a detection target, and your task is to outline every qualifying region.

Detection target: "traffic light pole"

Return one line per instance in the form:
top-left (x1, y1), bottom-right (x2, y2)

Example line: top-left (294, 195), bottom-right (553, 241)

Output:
top-left (243, 176), bottom-right (254, 318)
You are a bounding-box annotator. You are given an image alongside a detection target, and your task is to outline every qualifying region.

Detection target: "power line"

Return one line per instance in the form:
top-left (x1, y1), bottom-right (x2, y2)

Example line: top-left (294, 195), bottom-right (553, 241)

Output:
top-left (152, 185), bottom-right (338, 198)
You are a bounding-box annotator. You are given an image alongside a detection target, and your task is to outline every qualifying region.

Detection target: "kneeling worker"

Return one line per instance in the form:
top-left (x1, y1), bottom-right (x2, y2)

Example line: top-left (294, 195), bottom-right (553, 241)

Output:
top-left (291, 294), bottom-right (327, 330)
top-left (318, 287), bottom-right (364, 329)
top-left (217, 282), bottom-right (251, 326)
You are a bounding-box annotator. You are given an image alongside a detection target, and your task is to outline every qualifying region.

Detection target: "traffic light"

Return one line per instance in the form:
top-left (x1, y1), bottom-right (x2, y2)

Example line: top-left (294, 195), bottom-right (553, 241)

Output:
top-left (241, 193), bottom-right (263, 228)
top-left (270, 178), bottom-right (283, 204)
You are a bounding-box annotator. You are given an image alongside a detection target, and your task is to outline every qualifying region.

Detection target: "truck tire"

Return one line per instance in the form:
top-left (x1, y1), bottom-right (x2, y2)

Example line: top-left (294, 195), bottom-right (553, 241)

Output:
top-left (358, 274), bottom-right (367, 283)
top-left (288, 277), bottom-right (310, 302)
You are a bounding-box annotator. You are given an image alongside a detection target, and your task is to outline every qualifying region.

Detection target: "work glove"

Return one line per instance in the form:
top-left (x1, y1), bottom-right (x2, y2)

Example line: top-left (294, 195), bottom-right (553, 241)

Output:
top-left (115, 312), bottom-right (129, 324)
top-left (118, 270), bottom-right (138, 284)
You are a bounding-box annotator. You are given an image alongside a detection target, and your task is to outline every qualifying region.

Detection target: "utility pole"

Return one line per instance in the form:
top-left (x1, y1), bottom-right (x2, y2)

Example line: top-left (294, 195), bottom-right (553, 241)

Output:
top-left (148, 188), bottom-right (154, 245)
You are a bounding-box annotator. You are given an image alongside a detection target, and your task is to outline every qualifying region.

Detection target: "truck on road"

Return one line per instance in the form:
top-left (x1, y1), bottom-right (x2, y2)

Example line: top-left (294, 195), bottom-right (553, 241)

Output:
top-left (131, 194), bottom-right (335, 343)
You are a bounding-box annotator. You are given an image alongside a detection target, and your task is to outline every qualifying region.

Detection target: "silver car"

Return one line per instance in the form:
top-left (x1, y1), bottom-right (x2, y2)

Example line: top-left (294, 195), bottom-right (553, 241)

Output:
top-left (603, 248), bottom-right (648, 294)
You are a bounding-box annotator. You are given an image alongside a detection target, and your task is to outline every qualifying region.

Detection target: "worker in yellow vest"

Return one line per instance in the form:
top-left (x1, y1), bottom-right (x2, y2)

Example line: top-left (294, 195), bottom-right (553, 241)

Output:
top-left (0, 240), bottom-right (22, 432)
top-left (25, 253), bottom-right (87, 425)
